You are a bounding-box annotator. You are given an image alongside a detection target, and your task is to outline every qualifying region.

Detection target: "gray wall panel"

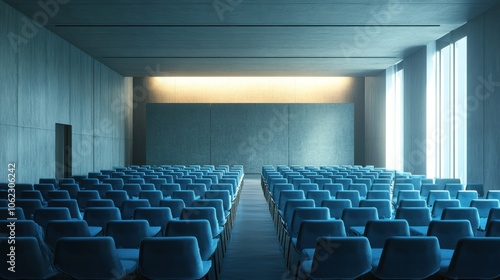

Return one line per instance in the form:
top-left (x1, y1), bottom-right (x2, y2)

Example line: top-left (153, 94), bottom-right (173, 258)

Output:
top-left (211, 104), bottom-right (289, 173)
top-left (365, 72), bottom-right (386, 167)
top-left (0, 3), bottom-right (132, 183)
top-left (289, 104), bottom-right (354, 167)
top-left (146, 104), bottom-right (211, 165)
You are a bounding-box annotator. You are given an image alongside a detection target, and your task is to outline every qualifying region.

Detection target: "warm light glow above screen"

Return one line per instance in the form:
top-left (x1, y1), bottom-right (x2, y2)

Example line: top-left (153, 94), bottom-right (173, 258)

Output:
top-left (149, 77), bottom-right (355, 103)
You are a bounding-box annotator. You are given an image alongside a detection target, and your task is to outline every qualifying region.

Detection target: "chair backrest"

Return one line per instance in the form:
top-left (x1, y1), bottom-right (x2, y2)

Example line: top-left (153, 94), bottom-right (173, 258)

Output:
top-left (192, 199), bottom-right (226, 226)
top-left (134, 207), bottom-right (173, 229)
top-left (486, 220), bottom-right (500, 237)
top-left (395, 207), bottom-right (431, 226)
top-left (174, 178), bottom-right (193, 190)
top-left (427, 219), bottom-right (473, 249)
top-left (470, 199), bottom-right (500, 218)
top-left (140, 183), bottom-right (156, 191)
top-left (76, 190), bottom-right (100, 210)
top-left (80, 178), bottom-right (99, 189)
top-left (103, 178), bottom-right (125, 190)
top-left (54, 236), bottom-right (132, 279)
top-left (322, 183), bottom-right (343, 197)
top-left (0, 237), bottom-right (56, 279)
top-left (59, 183), bottom-right (80, 199)
top-left (34, 207), bottom-right (71, 229)
top-left (435, 178), bottom-right (461, 190)
top-left (341, 207), bottom-right (379, 231)
top-left (295, 220), bottom-right (346, 251)
top-left (205, 190), bottom-right (231, 211)
top-left (359, 199), bottom-right (392, 219)
top-left (123, 183), bottom-right (142, 198)
top-left (20, 190), bottom-right (44, 201)
top-left (441, 207), bottom-right (480, 232)
top-left (445, 183), bottom-right (465, 198)
top-left (172, 190), bottom-right (196, 207)
top-left (278, 190), bottom-right (305, 211)
top-left (349, 183), bottom-right (368, 197)
top-left (47, 199), bottom-right (81, 219)
top-left (396, 190), bottom-right (420, 206)
top-left (398, 199), bottom-right (427, 208)
top-left (366, 190), bottom-right (390, 200)
top-left (456, 190), bottom-right (478, 207)
top-left (283, 199), bottom-right (315, 227)
top-left (371, 183), bottom-right (391, 192)
top-left (83, 207), bottom-right (122, 227)
top-left (139, 190), bottom-right (163, 207)
top-left (427, 190), bottom-right (451, 207)
top-left (34, 183), bottom-right (56, 201)
top-left (159, 199), bottom-right (185, 219)
top-left (466, 183), bottom-right (484, 197)
top-left (160, 183), bottom-right (182, 198)
top-left (420, 183), bottom-right (440, 198)
top-left (290, 207), bottom-right (330, 238)
top-left (363, 219), bottom-right (410, 248)
top-left (445, 237), bottom-right (500, 279)
top-left (47, 190), bottom-right (71, 200)
top-left (87, 183), bottom-right (113, 198)
top-left (334, 178), bottom-right (353, 189)
top-left (321, 199), bottom-right (352, 219)
top-left (306, 190), bottom-right (331, 206)
top-left (186, 183), bottom-right (207, 198)
top-left (105, 220), bottom-right (150, 248)
top-left (373, 236), bottom-right (441, 279)
top-left (305, 237), bottom-right (372, 279)
top-left (164, 220), bottom-right (216, 260)
top-left (16, 199), bottom-right (43, 220)
top-left (86, 198), bottom-right (115, 208)
top-left (393, 183), bottom-right (414, 200)
top-left (314, 178), bottom-right (332, 189)
top-left (431, 199), bottom-right (460, 220)
top-left (121, 199), bottom-right (151, 219)
top-left (335, 190), bottom-right (361, 207)
top-left (181, 207), bottom-right (220, 237)
top-left (105, 190), bottom-right (129, 208)
top-left (139, 237), bottom-right (211, 280)
top-left (45, 220), bottom-right (92, 251)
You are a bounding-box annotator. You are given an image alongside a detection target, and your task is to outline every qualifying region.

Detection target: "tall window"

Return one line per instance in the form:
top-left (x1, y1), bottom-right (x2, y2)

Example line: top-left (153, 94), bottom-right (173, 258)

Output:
top-left (427, 36), bottom-right (467, 182)
top-left (386, 63), bottom-right (404, 171)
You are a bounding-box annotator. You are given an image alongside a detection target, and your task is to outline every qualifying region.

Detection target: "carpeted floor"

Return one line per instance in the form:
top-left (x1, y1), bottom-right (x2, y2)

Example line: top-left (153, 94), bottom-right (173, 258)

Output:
top-left (219, 174), bottom-right (289, 280)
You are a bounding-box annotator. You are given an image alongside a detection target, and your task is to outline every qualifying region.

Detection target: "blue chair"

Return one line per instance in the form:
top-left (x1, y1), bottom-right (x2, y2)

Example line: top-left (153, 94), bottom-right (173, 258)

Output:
top-left (54, 236), bottom-right (137, 279)
top-left (342, 207), bottom-right (379, 235)
top-left (44, 220), bottom-right (94, 251)
top-left (456, 190), bottom-right (478, 208)
top-left (172, 190), bottom-right (196, 207)
top-left (398, 199), bottom-right (427, 208)
top-left (105, 220), bottom-right (159, 249)
top-left (105, 190), bottom-right (129, 208)
top-left (445, 183), bottom-right (465, 198)
top-left (20, 190), bottom-right (44, 201)
top-left (80, 178), bottom-right (99, 190)
top-left (427, 190), bottom-right (451, 207)
top-left (466, 183), bottom-right (484, 197)
top-left (306, 190), bottom-right (331, 206)
top-left (76, 190), bottom-right (100, 210)
top-left (321, 199), bottom-right (352, 220)
top-left (486, 220), bottom-right (500, 237)
top-left (34, 183), bottom-right (56, 201)
top-left (121, 199), bottom-right (151, 219)
top-left (363, 219), bottom-right (410, 248)
top-left (159, 199), bottom-right (186, 219)
top-left (139, 190), bottom-right (163, 207)
top-left (431, 199), bottom-right (460, 220)
top-left (441, 207), bottom-right (481, 233)
top-left (349, 183), bottom-right (368, 198)
top-left (138, 237), bottom-right (211, 280)
top-left (123, 183), bottom-right (142, 198)
top-left (396, 207), bottom-right (432, 226)
top-left (298, 237), bottom-right (372, 280)
top-left (335, 190), bottom-right (361, 207)
top-left (47, 190), bottom-right (70, 200)
top-left (322, 183), bottom-right (343, 197)
top-left (192, 199), bottom-right (227, 227)
top-left (87, 183), bottom-right (113, 198)
top-left (59, 184), bottom-right (80, 199)
top-left (34, 207), bottom-right (71, 230)
top-left (396, 190), bottom-right (420, 207)
top-left (181, 207), bottom-right (222, 239)
top-left (442, 237), bottom-right (500, 279)
top-left (420, 183), bottom-right (440, 199)
top-left (103, 178), bottom-right (125, 190)
top-left (393, 183), bottom-right (414, 202)
top-left (133, 207), bottom-right (173, 234)
top-left (367, 190), bottom-right (390, 200)
top-left (359, 199), bottom-right (392, 219)
top-left (140, 183), bottom-right (156, 191)
top-left (297, 183), bottom-right (319, 196)
top-left (371, 236), bottom-right (441, 279)
top-left (47, 199), bottom-right (82, 220)
top-left (487, 190), bottom-right (500, 200)
top-left (83, 207), bottom-right (121, 228)
top-left (86, 199), bottom-right (115, 208)
top-left (0, 237), bottom-right (58, 279)
top-left (160, 183), bottom-right (181, 198)
top-left (427, 220), bottom-right (473, 250)
top-left (150, 178), bottom-right (167, 190)
top-left (371, 183), bottom-right (391, 192)
top-left (186, 183), bottom-right (207, 198)
top-left (16, 199), bottom-right (42, 219)
top-left (471, 199), bottom-right (500, 230)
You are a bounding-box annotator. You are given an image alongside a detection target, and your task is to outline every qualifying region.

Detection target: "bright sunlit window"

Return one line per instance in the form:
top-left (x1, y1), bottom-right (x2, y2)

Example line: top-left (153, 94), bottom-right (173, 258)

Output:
top-left (427, 36), bottom-right (467, 182)
top-left (386, 63), bottom-right (404, 171)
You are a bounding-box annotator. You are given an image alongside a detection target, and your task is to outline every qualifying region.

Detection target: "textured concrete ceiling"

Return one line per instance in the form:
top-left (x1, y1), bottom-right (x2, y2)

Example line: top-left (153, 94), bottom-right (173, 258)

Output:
top-left (4, 0), bottom-right (499, 76)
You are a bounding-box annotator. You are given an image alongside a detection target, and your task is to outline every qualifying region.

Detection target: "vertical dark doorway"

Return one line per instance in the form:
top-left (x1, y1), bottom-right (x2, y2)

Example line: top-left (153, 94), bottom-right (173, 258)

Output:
top-left (56, 123), bottom-right (72, 179)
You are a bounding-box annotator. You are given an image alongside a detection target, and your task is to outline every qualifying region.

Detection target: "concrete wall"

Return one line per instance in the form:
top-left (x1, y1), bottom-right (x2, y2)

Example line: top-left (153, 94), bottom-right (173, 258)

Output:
top-left (0, 2), bottom-right (133, 183)
top-left (133, 77), bottom-right (365, 167)
top-left (466, 3), bottom-right (500, 191)
top-left (146, 103), bottom-right (354, 173)
top-left (364, 71), bottom-right (386, 167)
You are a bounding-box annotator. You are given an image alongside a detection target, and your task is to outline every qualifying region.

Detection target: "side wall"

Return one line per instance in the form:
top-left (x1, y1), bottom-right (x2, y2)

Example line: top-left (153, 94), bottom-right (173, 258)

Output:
top-left (466, 4), bottom-right (500, 191)
top-left (364, 71), bottom-right (386, 167)
top-left (0, 2), bottom-right (133, 183)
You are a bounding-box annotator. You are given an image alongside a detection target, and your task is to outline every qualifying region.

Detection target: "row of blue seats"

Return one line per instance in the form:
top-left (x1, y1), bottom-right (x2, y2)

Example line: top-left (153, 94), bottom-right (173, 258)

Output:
top-left (262, 165), bottom-right (500, 279)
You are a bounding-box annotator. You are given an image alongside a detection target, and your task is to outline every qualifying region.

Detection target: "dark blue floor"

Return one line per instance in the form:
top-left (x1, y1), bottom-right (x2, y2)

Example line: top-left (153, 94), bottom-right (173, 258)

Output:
top-left (219, 175), bottom-right (288, 280)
